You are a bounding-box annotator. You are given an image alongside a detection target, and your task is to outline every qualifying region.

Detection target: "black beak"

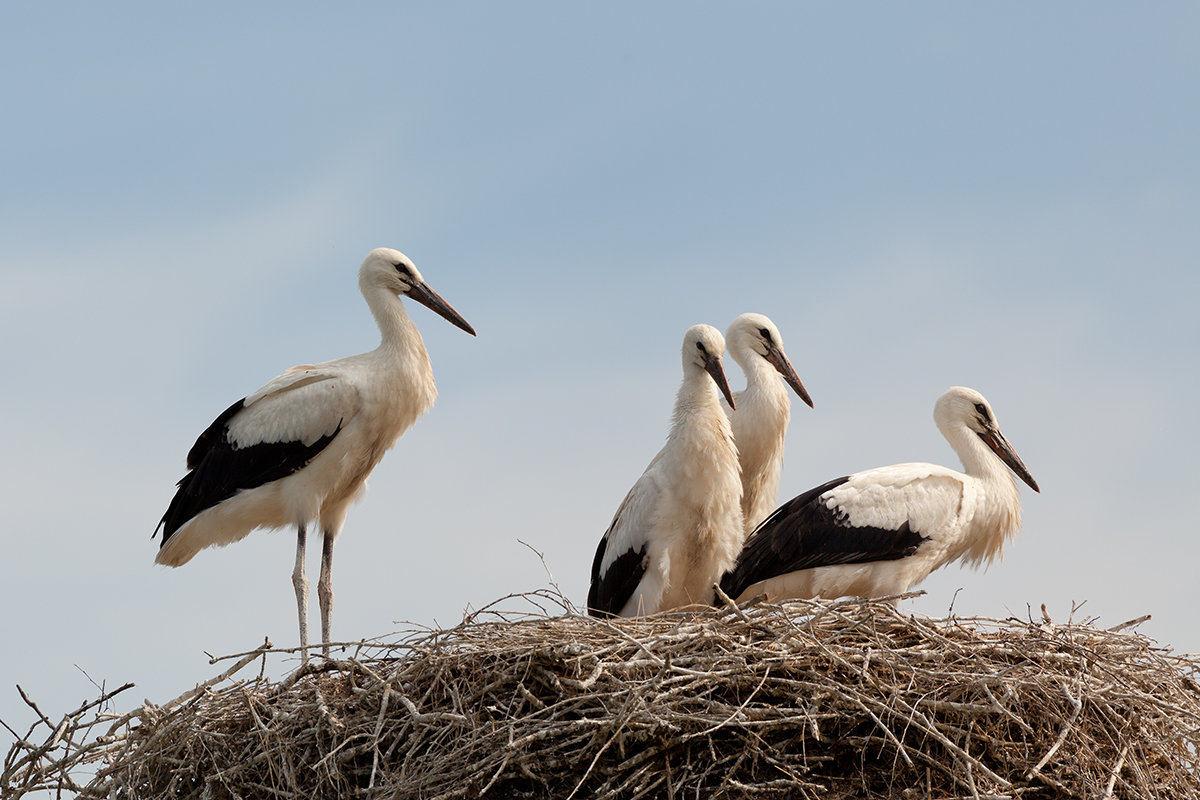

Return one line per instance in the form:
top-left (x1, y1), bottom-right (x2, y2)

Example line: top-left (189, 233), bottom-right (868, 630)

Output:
top-left (764, 345), bottom-right (813, 408)
top-left (979, 427), bottom-right (1040, 493)
top-left (704, 353), bottom-right (737, 411)
top-left (407, 280), bottom-right (476, 336)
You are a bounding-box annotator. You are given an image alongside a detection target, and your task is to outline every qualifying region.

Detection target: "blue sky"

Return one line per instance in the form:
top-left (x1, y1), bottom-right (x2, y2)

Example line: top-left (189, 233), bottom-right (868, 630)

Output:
top-left (2, 5), bottom-right (1198, 737)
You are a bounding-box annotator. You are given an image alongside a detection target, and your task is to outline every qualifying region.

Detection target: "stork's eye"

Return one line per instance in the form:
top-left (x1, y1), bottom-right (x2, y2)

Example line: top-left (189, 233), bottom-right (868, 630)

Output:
top-left (974, 403), bottom-right (987, 415)
top-left (759, 327), bottom-right (773, 343)
top-left (696, 341), bottom-right (707, 353)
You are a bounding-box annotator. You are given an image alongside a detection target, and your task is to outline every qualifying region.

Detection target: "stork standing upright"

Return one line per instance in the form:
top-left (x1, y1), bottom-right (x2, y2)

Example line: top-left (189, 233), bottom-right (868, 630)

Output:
top-left (724, 313), bottom-right (813, 533)
top-left (587, 325), bottom-right (745, 618)
top-left (720, 386), bottom-right (1039, 604)
top-left (156, 248), bottom-right (475, 661)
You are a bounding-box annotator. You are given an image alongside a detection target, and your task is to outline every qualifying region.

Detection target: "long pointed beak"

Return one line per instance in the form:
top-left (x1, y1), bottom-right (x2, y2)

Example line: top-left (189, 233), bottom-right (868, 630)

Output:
top-left (704, 354), bottom-right (737, 411)
top-left (407, 280), bottom-right (476, 336)
top-left (764, 346), bottom-right (813, 408)
top-left (979, 427), bottom-right (1040, 493)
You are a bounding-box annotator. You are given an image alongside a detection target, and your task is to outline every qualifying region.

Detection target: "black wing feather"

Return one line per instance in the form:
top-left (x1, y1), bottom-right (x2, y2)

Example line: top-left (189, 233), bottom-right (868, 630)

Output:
top-left (158, 399), bottom-right (342, 543)
top-left (587, 528), bottom-right (648, 619)
top-left (185, 398), bottom-right (244, 469)
top-left (720, 476), bottom-right (929, 598)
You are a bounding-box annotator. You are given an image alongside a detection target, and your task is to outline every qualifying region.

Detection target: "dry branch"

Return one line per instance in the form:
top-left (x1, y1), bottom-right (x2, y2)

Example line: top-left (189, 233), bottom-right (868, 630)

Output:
top-left (4, 591), bottom-right (1200, 799)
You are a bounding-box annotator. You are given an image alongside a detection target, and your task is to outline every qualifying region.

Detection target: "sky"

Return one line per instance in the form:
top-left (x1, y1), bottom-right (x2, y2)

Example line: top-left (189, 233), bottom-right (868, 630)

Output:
top-left (2, 4), bottom-right (1198, 744)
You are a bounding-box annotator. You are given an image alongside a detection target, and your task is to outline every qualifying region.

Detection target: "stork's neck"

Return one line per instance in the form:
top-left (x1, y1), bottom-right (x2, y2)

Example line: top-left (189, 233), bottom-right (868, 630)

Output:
top-left (728, 351), bottom-right (791, 451)
top-left (727, 352), bottom-right (790, 532)
top-left (740, 352), bottom-right (790, 404)
top-left (938, 411), bottom-right (1023, 570)
top-left (942, 418), bottom-right (1015, 490)
top-left (678, 367), bottom-right (722, 411)
top-left (363, 284), bottom-right (431, 366)
top-left (671, 369), bottom-right (731, 445)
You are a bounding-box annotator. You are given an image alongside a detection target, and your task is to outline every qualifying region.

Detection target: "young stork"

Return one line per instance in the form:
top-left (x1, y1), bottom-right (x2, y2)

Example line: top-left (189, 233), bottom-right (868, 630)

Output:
top-left (156, 248), bottom-right (475, 662)
top-left (724, 313), bottom-right (813, 533)
top-left (720, 386), bottom-right (1039, 604)
top-left (587, 325), bottom-right (745, 618)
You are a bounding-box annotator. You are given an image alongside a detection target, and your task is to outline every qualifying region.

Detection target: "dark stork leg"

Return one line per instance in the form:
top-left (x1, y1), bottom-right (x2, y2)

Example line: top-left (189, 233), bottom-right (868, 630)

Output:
top-left (292, 524), bottom-right (310, 664)
top-left (318, 529), bottom-right (335, 658)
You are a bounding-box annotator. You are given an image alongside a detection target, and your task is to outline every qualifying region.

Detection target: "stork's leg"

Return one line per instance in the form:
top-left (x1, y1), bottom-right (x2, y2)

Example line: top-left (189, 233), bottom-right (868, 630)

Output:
top-left (292, 524), bottom-right (310, 664)
top-left (318, 530), bottom-right (335, 658)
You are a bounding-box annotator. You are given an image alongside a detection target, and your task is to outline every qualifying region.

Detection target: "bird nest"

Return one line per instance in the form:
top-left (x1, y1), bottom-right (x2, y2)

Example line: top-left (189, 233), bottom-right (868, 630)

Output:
top-left (5, 591), bottom-right (1200, 799)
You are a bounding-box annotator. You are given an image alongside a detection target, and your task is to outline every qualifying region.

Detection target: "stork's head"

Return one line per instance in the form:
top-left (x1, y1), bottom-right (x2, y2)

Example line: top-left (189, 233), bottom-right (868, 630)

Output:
top-left (682, 324), bottom-right (736, 410)
top-left (725, 313), bottom-right (813, 408)
top-left (936, 386), bottom-right (1039, 492)
top-left (360, 248), bottom-right (476, 335)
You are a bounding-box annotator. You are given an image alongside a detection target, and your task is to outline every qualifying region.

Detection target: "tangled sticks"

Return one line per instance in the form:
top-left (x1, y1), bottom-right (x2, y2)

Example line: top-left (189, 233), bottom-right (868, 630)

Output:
top-left (5, 592), bottom-right (1200, 799)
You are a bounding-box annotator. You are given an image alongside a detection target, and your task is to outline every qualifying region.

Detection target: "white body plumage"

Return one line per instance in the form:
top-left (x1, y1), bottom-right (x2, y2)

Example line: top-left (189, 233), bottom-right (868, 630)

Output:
top-left (722, 386), bottom-right (1038, 603)
top-left (156, 335), bottom-right (436, 567)
top-left (156, 248), bottom-right (475, 660)
top-left (588, 325), bottom-right (745, 617)
top-left (723, 313), bottom-right (812, 533)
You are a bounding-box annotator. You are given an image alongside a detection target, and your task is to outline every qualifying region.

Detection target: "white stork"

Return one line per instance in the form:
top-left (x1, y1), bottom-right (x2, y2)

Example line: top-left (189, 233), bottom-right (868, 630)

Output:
top-left (156, 248), bottom-right (475, 661)
top-left (587, 324), bottom-right (745, 618)
top-left (720, 386), bottom-right (1039, 604)
top-left (724, 313), bottom-right (813, 533)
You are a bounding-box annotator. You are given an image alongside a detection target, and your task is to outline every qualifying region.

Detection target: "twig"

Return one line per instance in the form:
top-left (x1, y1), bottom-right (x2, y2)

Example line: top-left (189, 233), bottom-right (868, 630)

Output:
top-left (1026, 682), bottom-right (1083, 780)
top-left (1103, 744), bottom-right (1129, 799)
top-left (160, 642), bottom-right (272, 710)
top-left (5, 591), bottom-right (1199, 799)
top-left (1108, 615), bottom-right (1151, 633)
top-left (517, 538), bottom-right (568, 602)
top-left (712, 583), bottom-right (750, 623)
top-left (15, 686), bottom-right (51, 729)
